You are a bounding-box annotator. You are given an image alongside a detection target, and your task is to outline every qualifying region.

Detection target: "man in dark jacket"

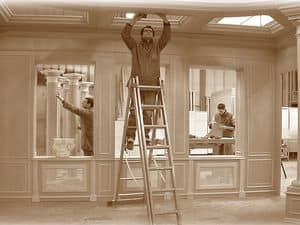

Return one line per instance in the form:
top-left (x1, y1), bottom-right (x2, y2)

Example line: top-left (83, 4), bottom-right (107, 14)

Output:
top-left (121, 12), bottom-right (171, 150)
top-left (214, 103), bottom-right (235, 138)
top-left (57, 95), bottom-right (94, 156)
top-left (212, 103), bottom-right (235, 154)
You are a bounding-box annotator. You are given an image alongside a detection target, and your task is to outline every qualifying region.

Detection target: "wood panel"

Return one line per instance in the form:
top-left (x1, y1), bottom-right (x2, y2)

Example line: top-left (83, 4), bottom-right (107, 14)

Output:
top-left (0, 162), bottom-right (29, 193)
top-left (94, 55), bottom-right (115, 158)
top-left (0, 55), bottom-right (31, 158)
top-left (97, 162), bottom-right (113, 195)
top-left (247, 63), bottom-right (275, 156)
top-left (174, 162), bottom-right (187, 192)
top-left (194, 161), bottom-right (239, 191)
top-left (247, 159), bottom-right (273, 188)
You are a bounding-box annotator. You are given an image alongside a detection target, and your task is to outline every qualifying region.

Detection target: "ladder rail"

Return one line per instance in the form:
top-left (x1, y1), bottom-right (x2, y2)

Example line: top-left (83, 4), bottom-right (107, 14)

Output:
top-left (148, 91), bottom-right (161, 166)
top-left (148, 92), bottom-right (167, 184)
top-left (134, 77), bottom-right (154, 225)
top-left (159, 80), bottom-right (182, 224)
top-left (113, 84), bottom-right (133, 204)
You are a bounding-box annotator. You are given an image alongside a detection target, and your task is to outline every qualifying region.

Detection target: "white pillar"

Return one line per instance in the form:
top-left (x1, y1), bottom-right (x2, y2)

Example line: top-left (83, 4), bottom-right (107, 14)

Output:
top-left (62, 73), bottom-right (82, 155)
top-left (61, 79), bottom-right (71, 138)
top-left (286, 23), bottom-right (300, 222)
top-left (80, 81), bottom-right (93, 100)
top-left (56, 77), bottom-right (65, 138)
top-left (42, 69), bottom-right (64, 155)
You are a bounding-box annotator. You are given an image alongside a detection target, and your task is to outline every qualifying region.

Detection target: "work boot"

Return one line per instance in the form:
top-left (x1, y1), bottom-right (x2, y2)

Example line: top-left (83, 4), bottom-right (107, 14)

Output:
top-left (127, 137), bottom-right (134, 150)
top-left (146, 136), bottom-right (151, 146)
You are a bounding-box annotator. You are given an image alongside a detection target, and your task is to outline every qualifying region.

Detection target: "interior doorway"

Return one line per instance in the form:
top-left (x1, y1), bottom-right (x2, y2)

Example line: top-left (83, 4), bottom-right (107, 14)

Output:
top-left (280, 70), bottom-right (298, 194)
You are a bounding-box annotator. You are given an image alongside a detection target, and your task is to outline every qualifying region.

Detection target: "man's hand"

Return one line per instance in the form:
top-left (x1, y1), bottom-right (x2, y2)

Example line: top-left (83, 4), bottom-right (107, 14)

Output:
top-left (56, 94), bottom-right (64, 103)
top-left (130, 13), bottom-right (147, 25)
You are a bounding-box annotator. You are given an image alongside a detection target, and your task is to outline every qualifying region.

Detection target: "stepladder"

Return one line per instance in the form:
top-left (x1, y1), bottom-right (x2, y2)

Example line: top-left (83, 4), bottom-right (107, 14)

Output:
top-left (110, 77), bottom-right (182, 225)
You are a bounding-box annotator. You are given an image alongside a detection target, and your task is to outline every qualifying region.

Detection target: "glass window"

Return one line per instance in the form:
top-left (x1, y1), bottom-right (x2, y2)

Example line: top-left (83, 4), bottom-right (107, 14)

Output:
top-left (189, 67), bottom-right (237, 155)
top-left (35, 64), bottom-right (95, 157)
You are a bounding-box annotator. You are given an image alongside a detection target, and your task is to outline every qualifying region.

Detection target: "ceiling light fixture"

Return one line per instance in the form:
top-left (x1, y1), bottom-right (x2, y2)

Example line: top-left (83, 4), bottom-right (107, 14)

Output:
top-left (125, 13), bottom-right (135, 19)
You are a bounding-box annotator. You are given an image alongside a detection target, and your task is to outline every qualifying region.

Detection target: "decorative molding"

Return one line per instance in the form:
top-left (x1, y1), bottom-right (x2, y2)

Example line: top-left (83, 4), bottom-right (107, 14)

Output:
top-left (41, 163), bottom-right (89, 193)
top-left (0, 0), bottom-right (89, 25)
top-left (279, 6), bottom-right (300, 24)
top-left (174, 163), bottom-right (187, 191)
top-left (112, 12), bottom-right (188, 29)
top-left (206, 21), bottom-right (284, 35)
top-left (97, 163), bottom-right (113, 193)
top-left (194, 162), bottom-right (238, 190)
top-left (247, 159), bottom-right (273, 188)
top-left (0, 162), bottom-right (29, 193)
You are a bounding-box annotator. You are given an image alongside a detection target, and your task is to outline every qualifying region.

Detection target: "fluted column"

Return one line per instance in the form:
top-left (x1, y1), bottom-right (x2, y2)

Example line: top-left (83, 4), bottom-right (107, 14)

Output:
top-left (61, 79), bottom-right (71, 138)
top-left (281, 6), bottom-right (300, 221)
top-left (42, 69), bottom-right (64, 155)
top-left (62, 73), bottom-right (82, 155)
top-left (56, 77), bottom-right (65, 138)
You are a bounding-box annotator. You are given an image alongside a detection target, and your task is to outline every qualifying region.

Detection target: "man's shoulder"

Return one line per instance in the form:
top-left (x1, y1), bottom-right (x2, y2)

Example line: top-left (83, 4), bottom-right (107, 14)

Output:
top-left (224, 111), bottom-right (233, 118)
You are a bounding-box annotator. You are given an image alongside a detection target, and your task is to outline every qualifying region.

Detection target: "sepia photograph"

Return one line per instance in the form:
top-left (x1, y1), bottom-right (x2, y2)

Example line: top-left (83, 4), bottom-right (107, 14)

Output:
top-left (0, 0), bottom-right (299, 224)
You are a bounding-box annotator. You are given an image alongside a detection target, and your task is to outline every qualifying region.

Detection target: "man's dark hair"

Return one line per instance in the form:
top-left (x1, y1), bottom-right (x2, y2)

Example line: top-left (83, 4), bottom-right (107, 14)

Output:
top-left (140, 25), bottom-right (155, 37)
top-left (85, 97), bottom-right (94, 108)
top-left (217, 103), bottom-right (226, 110)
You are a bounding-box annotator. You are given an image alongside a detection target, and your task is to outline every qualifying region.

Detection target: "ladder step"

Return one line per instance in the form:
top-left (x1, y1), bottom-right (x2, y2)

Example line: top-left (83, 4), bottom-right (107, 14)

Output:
top-left (120, 177), bottom-right (144, 181)
top-left (137, 85), bottom-right (161, 91)
top-left (127, 126), bottom-right (137, 129)
top-left (149, 166), bottom-right (173, 171)
top-left (147, 145), bottom-right (170, 149)
top-left (154, 210), bottom-right (178, 216)
top-left (127, 125), bottom-right (167, 129)
top-left (116, 197), bottom-right (144, 202)
top-left (118, 192), bottom-right (144, 197)
top-left (152, 188), bottom-right (176, 193)
top-left (122, 144), bottom-right (139, 147)
top-left (144, 125), bottom-right (167, 129)
top-left (110, 197), bottom-right (145, 205)
top-left (141, 105), bottom-right (164, 109)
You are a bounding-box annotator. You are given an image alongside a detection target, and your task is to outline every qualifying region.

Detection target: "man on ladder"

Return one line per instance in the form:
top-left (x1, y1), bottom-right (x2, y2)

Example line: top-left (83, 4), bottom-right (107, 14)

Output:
top-left (121, 12), bottom-right (171, 150)
top-left (113, 12), bottom-right (181, 225)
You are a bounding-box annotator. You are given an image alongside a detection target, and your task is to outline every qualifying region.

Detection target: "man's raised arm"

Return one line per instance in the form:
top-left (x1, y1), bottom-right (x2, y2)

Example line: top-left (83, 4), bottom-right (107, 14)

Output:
top-left (157, 13), bottom-right (171, 50)
top-left (121, 13), bottom-right (146, 49)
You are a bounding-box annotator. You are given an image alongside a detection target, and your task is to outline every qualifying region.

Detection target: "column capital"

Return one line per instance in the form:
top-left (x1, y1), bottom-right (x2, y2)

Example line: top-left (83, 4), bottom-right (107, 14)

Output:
top-left (79, 81), bottom-right (94, 91)
top-left (42, 69), bottom-right (64, 83)
top-left (63, 73), bottom-right (82, 85)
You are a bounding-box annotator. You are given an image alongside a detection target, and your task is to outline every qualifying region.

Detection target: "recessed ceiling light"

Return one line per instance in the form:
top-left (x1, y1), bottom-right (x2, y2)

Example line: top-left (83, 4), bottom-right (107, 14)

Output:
top-left (125, 13), bottom-right (135, 19)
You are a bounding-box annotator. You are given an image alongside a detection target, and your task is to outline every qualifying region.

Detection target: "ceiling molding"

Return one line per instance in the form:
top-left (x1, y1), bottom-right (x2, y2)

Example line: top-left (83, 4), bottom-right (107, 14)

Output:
top-left (205, 24), bottom-right (283, 36)
top-left (43, 0), bottom-right (278, 13)
top-left (207, 16), bottom-right (284, 35)
top-left (0, 0), bottom-right (89, 25)
top-left (279, 5), bottom-right (300, 24)
top-left (111, 13), bottom-right (188, 29)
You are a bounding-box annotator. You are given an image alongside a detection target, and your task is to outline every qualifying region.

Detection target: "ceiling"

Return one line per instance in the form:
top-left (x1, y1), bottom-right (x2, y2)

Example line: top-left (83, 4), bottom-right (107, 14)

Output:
top-left (0, 0), bottom-right (296, 39)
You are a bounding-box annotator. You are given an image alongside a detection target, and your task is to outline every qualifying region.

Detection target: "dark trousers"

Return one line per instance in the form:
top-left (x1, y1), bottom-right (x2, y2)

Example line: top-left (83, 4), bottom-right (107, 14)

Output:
top-left (126, 91), bottom-right (157, 141)
top-left (83, 150), bottom-right (93, 156)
